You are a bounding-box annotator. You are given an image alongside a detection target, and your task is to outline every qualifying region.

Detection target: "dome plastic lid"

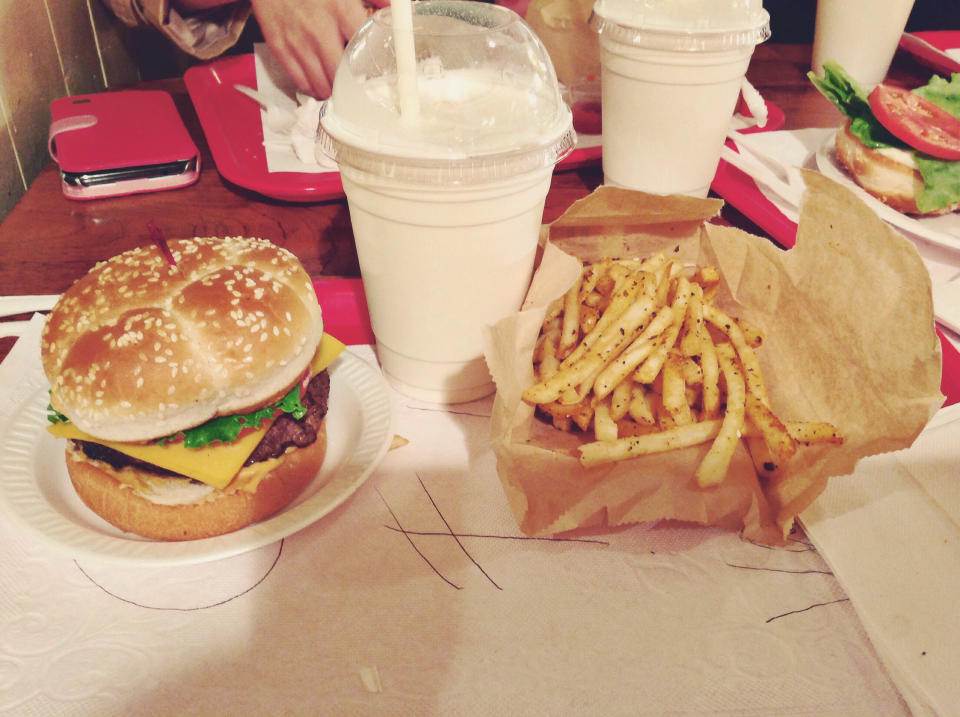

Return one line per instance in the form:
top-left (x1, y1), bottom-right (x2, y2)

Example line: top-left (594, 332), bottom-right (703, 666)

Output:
top-left (318, 0), bottom-right (575, 185)
top-left (590, 0), bottom-right (771, 52)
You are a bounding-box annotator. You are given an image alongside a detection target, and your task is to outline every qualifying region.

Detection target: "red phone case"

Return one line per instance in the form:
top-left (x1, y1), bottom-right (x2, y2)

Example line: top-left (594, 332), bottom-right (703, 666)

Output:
top-left (48, 90), bottom-right (200, 200)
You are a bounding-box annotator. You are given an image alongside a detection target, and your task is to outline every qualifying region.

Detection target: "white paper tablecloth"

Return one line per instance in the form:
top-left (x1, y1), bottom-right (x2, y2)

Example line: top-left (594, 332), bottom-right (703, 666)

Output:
top-left (0, 315), bottom-right (940, 716)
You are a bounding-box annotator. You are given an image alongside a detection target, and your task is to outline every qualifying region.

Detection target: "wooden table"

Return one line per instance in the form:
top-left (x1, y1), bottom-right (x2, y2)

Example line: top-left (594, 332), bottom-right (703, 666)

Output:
top-left (0, 42), bottom-right (932, 362)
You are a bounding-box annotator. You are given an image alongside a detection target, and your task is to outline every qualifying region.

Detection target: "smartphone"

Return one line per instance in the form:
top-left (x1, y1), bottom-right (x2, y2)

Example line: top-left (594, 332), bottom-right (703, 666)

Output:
top-left (49, 90), bottom-right (200, 200)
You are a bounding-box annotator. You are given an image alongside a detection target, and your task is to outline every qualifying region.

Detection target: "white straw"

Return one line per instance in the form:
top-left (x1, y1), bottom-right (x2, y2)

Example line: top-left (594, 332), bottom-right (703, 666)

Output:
top-left (390, 0), bottom-right (420, 123)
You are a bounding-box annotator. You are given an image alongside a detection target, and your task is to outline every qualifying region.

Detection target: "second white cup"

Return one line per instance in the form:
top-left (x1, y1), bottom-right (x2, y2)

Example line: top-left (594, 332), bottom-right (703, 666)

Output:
top-left (591, 0), bottom-right (770, 197)
top-left (812, 0), bottom-right (916, 88)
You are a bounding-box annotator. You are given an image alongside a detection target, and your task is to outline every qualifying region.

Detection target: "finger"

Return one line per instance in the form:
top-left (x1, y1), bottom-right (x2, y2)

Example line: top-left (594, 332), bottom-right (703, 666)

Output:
top-left (283, 23), bottom-right (345, 98)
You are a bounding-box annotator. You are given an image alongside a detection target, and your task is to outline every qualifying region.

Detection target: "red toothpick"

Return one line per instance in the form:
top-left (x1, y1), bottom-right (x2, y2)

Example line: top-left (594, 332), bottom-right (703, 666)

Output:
top-left (147, 220), bottom-right (178, 270)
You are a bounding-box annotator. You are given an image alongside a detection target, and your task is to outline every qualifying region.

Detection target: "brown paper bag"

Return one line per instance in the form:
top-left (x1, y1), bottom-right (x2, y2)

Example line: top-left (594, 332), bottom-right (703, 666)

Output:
top-left (484, 172), bottom-right (944, 544)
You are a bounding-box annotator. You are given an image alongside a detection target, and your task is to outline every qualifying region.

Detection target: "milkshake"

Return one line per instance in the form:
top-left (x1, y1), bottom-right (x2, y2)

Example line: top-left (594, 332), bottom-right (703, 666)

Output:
top-left (590, 0), bottom-right (770, 196)
top-left (319, 0), bottom-right (575, 403)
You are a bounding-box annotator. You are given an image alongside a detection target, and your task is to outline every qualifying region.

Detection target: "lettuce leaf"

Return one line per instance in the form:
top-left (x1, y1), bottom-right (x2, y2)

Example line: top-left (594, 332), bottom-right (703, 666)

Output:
top-left (913, 72), bottom-right (960, 117)
top-left (47, 401), bottom-right (68, 424)
top-left (48, 383), bottom-right (307, 449)
top-left (807, 61), bottom-right (902, 148)
top-left (172, 382), bottom-right (306, 448)
top-left (915, 154), bottom-right (960, 214)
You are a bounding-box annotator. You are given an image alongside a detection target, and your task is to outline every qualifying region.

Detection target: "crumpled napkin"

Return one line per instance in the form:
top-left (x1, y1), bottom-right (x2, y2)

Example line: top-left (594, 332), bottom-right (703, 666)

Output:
top-left (250, 44), bottom-right (338, 174)
top-left (801, 401), bottom-right (960, 717)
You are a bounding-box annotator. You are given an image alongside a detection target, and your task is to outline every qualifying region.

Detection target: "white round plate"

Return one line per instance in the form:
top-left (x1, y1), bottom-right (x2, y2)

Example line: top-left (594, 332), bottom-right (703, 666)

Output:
top-left (0, 350), bottom-right (393, 566)
top-left (816, 134), bottom-right (960, 253)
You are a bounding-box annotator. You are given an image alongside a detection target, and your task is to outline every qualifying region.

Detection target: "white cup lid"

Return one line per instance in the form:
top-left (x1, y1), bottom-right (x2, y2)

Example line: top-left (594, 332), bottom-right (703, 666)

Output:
top-left (591, 0), bottom-right (771, 51)
top-left (319, 0), bottom-right (575, 185)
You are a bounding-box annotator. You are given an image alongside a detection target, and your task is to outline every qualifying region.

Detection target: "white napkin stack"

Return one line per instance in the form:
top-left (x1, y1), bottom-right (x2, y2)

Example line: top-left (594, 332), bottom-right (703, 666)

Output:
top-left (249, 44), bottom-right (338, 174)
top-left (803, 403), bottom-right (960, 716)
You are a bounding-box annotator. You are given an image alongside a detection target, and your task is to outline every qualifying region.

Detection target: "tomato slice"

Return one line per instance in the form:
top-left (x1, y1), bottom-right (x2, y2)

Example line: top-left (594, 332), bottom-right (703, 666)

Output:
top-left (868, 83), bottom-right (960, 160)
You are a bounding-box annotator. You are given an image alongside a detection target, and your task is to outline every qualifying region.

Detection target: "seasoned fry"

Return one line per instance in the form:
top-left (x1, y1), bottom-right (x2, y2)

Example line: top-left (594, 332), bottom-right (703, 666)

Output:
top-left (737, 317), bottom-right (764, 349)
top-left (578, 260), bottom-right (605, 302)
top-left (627, 384), bottom-right (656, 425)
top-left (674, 285), bottom-right (716, 420)
top-left (694, 265), bottom-right (721, 301)
top-left (579, 304), bottom-right (600, 335)
top-left (593, 400), bottom-right (618, 442)
top-left (592, 305), bottom-right (672, 399)
top-left (661, 350), bottom-right (693, 426)
top-left (703, 303), bottom-right (797, 463)
top-left (579, 419), bottom-right (722, 467)
top-left (523, 253), bottom-right (842, 485)
top-left (698, 330), bottom-right (721, 420)
top-left (695, 342), bottom-right (745, 486)
top-left (535, 331), bottom-right (560, 381)
top-left (523, 273), bottom-right (656, 404)
top-left (559, 275), bottom-right (582, 356)
top-left (703, 304), bottom-right (768, 403)
top-left (635, 276), bottom-right (693, 383)
top-left (609, 377), bottom-right (633, 422)
top-left (742, 419), bottom-right (845, 446)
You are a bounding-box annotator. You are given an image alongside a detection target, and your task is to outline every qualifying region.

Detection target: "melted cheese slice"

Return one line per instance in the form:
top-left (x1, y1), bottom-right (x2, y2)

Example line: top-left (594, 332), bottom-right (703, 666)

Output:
top-left (48, 333), bottom-right (345, 489)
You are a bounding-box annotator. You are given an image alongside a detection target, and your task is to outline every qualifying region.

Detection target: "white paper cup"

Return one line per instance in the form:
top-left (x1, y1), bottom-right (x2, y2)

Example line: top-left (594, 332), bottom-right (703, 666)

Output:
top-left (339, 165), bottom-right (553, 403)
top-left (812, 0), bottom-right (916, 88)
top-left (319, 0), bottom-right (575, 403)
top-left (590, 0), bottom-right (769, 197)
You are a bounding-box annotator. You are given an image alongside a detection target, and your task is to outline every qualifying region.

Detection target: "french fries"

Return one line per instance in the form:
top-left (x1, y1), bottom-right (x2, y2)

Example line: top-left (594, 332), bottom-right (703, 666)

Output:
top-left (523, 255), bottom-right (843, 487)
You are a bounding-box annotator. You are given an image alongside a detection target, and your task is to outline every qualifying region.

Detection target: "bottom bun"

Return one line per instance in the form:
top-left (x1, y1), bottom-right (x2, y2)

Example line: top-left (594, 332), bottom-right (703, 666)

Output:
top-left (834, 124), bottom-right (960, 216)
top-left (65, 422), bottom-right (327, 541)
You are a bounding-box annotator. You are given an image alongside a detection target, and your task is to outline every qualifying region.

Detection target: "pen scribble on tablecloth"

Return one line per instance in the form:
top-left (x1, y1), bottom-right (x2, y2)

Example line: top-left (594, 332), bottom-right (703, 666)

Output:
top-left (725, 539), bottom-right (852, 624)
top-left (764, 598), bottom-right (851, 624)
top-left (378, 473), bottom-right (608, 590)
top-left (73, 539), bottom-right (284, 611)
top-left (404, 404), bottom-right (492, 420)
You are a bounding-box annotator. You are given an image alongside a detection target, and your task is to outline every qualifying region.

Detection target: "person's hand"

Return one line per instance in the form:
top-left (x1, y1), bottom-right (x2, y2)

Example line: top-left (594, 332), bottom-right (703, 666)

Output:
top-left (250, 0), bottom-right (388, 99)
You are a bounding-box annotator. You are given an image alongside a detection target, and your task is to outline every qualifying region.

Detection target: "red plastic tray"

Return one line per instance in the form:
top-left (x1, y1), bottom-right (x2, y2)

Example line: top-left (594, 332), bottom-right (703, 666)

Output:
top-left (185, 53), bottom-right (599, 201)
top-left (898, 30), bottom-right (960, 75)
top-left (184, 55), bottom-right (344, 203)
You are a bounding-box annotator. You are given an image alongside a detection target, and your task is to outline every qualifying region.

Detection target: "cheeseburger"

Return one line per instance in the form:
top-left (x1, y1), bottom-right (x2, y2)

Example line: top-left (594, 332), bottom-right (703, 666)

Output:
top-left (41, 236), bottom-right (341, 541)
top-left (809, 61), bottom-right (960, 216)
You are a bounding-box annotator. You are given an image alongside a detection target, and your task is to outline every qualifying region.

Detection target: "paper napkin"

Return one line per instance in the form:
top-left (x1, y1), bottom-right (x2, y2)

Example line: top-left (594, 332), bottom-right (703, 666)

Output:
top-left (250, 44), bottom-right (337, 174)
top-left (802, 402), bottom-right (960, 717)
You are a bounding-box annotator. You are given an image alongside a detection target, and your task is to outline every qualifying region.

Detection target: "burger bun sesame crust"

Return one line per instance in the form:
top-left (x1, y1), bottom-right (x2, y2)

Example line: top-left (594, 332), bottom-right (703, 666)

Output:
top-left (41, 237), bottom-right (324, 442)
top-left (64, 422), bottom-right (327, 541)
top-left (834, 124), bottom-right (960, 217)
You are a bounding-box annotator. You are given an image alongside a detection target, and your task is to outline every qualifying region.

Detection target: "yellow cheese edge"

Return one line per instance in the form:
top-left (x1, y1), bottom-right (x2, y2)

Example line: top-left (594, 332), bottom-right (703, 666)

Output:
top-left (47, 333), bottom-right (345, 489)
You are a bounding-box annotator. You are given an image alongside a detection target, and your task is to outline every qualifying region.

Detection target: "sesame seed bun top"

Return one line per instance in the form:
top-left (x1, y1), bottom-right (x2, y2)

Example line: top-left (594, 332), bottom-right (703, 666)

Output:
top-left (41, 237), bottom-right (324, 443)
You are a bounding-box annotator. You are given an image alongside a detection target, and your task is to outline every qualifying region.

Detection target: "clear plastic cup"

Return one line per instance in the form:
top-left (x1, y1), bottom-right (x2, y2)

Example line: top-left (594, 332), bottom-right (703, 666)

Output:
top-left (319, 0), bottom-right (575, 403)
top-left (590, 0), bottom-right (770, 196)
